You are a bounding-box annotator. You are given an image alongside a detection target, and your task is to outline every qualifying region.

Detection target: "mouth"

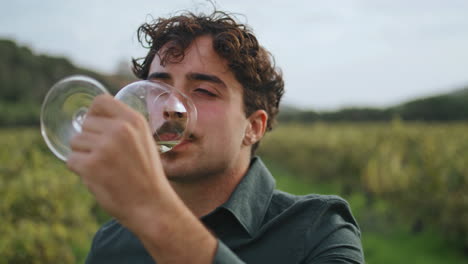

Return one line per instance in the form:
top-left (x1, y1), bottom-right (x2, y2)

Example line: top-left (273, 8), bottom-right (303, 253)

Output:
top-left (154, 121), bottom-right (185, 142)
top-left (157, 132), bottom-right (181, 142)
top-left (170, 134), bottom-right (196, 151)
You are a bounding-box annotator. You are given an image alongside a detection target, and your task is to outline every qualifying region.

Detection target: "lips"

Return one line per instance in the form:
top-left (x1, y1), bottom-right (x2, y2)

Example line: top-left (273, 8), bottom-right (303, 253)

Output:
top-left (154, 121), bottom-right (185, 142)
top-left (157, 132), bottom-right (181, 141)
top-left (171, 138), bottom-right (193, 151)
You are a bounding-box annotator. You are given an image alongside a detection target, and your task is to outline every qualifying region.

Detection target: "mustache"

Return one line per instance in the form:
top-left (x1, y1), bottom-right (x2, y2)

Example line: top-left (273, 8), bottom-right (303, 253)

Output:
top-left (155, 121), bottom-right (185, 136)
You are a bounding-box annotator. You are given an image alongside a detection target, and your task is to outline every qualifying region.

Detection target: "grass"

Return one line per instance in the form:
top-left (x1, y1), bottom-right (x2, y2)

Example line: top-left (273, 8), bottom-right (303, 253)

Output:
top-left (263, 159), bottom-right (468, 264)
top-left (266, 159), bottom-right (341, 195)
top-left (363, 229), bottom-right (468, 264)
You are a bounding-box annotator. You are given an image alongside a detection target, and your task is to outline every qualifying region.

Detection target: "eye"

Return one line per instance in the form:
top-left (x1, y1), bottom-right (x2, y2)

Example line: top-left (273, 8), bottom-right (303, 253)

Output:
top-left (194, 88), bottom-right (217, 97)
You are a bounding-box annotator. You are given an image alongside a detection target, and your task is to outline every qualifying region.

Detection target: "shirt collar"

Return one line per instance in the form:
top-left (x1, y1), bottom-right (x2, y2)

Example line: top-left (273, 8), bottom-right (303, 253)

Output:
top-left (219, 156), bottom-right (276, 237)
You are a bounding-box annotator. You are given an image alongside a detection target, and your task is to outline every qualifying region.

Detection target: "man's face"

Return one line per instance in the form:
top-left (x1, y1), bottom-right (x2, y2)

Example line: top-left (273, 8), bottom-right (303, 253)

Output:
top-left (148, 35), bottom-right (252, 182)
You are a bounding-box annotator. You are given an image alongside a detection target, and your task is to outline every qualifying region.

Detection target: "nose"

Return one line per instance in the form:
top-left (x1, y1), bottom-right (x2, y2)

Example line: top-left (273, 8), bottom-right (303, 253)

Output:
top-left (163, 93), bottom-right (187, 121)
top-left (163, 110), bottom-right (187, 120)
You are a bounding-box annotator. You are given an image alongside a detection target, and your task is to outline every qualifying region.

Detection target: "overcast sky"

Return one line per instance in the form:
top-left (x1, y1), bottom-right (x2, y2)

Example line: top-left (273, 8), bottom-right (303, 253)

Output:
top-left (2, 0), bottom-right (468, 110)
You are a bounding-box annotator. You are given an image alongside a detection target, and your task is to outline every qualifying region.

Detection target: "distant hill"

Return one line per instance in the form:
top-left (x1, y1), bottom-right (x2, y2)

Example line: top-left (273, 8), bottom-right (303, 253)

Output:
top-left (0, 39), bottom-right (136, 126)
top-left (1, 38), bottom-right (467, 126)
top-left (279, 87), bottom-right (468, 123)
top-left (391, 88), bottom-right (468, 121)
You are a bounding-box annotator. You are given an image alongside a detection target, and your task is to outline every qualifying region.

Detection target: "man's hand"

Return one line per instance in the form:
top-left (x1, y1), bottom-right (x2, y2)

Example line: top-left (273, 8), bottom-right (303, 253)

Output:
top-left (67, 94), bottom-right (169, 227)
top-left (66, 94), bottom-right (217, 263)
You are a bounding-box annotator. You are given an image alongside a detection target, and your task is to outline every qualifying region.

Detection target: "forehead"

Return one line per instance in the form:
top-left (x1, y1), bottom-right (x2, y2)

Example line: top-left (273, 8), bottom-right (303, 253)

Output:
top-left (149, 35), bottom-right (230, 74)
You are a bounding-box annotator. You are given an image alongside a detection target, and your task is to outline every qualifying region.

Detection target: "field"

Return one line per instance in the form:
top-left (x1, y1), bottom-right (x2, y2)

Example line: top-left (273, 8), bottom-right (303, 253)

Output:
top-left (1, 123), bottom-right (468, 263)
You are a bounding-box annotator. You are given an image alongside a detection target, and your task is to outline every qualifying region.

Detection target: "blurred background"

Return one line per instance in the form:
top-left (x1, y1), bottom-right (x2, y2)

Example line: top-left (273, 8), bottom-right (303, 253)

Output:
top-left (1, 0), bottom-right (467, 263)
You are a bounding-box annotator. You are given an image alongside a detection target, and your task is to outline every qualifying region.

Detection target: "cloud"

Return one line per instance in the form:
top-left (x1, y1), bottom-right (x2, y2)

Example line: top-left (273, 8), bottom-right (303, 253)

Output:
top-left (2, 0), bottom-right (468, 109)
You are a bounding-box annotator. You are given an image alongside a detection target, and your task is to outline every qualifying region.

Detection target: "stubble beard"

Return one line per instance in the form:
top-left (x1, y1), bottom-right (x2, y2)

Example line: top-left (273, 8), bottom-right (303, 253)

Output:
top-left (162, 154), bottom-right (229, 184)
top-left (160, 137), bottom-right (230, 184)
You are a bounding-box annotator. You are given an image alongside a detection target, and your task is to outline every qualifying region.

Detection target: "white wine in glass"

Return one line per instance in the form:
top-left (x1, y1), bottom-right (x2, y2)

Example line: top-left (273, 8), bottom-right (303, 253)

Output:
top-left (40, 75), bottom-right (197, 161)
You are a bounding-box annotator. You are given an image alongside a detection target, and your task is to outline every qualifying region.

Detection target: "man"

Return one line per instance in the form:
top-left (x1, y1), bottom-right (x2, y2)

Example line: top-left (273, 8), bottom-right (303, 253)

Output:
top-left (67, 10), bottom-right (364, 263)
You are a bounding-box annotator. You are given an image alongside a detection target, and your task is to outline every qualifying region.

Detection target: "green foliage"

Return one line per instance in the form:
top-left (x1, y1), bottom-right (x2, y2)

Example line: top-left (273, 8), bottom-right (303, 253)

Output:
top-left (0, 39), bottom-right (136, 127)
top-left (0, 101), bottom-right (41, 126)
top-left (278, 88), bottom-right (468, 123)
top-left (2, 123), bottom-right (468, 263)
top-left (362, 228), bottom-right (468, 264)
top-left (259, 122), bottom-right (468, 252)
top-left (395, 91), bottom-right (468, 120)
top-left (266, 161), bottom-right (468, 264)
top-left (0, 128), bottom-right (98, 263)
top-left (2, 37), bottom-right (468, 127)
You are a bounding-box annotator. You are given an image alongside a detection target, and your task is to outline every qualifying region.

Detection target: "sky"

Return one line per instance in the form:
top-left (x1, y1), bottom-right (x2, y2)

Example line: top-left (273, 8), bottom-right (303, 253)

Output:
top-left (1, 0), bottom-right (468, 110)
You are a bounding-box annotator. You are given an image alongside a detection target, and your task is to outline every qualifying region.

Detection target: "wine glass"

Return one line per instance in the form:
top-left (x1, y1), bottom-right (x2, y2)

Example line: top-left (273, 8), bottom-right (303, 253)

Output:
top-left (40, 75), bottom-right (197, 161)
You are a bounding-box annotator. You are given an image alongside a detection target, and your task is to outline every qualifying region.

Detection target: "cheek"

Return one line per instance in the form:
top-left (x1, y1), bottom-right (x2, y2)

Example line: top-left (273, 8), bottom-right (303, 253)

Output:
top-left (195, 102), bottom-right (247, 138)
top-left (195, 103), bottom-right (222, 127)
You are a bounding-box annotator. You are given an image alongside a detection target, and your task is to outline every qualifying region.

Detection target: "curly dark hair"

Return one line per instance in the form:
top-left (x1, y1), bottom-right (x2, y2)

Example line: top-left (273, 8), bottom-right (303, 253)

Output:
top-left (132, 10), bottom-right (284, 154)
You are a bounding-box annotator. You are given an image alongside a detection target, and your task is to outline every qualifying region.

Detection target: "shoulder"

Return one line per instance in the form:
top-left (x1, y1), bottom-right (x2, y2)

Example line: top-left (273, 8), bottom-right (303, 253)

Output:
top-left (89, 219), bottom-right (142, 251)
top-left (300, 194), bottom-right (358, 225)
top-left (94, 219), bottom-right (124, 239)
top-left (89, 219), bottom-right (123, 250)
top-left (271, 192), bottom-right (363, 262)
top-left (86, 219), bottom-right (154, 263)
top-left (267, 191), bottom-right (360, 234)
top-left (270, 191), bottom-right (354, 217)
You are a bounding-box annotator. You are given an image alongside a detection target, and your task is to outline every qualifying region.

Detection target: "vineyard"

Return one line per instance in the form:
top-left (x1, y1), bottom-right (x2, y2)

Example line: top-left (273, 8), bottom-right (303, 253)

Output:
top-left (0, 128), bottom-right (97, 263)
top-left (1, 122), bottom-right (468, 263)
top-left (259, 121), bottom-right (468, 263)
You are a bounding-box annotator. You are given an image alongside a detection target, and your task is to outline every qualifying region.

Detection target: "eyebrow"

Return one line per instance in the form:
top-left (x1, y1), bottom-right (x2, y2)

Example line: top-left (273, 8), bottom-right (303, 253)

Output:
top-left (147, 72), bottom-right (226, 88)
top-left (188, 73), bottom-right (226, 88)
top-left (147, 72), bottom-right (171, 80)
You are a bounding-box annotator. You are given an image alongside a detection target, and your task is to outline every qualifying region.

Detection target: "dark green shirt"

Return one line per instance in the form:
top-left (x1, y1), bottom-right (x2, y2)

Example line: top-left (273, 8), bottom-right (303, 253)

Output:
top-left (85, 157), bottom-right (364, 263)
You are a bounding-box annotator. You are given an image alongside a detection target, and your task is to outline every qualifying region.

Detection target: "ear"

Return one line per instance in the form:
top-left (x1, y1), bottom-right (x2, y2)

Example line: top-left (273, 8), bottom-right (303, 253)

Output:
top-left (243, 110), bottom-right (268, 146)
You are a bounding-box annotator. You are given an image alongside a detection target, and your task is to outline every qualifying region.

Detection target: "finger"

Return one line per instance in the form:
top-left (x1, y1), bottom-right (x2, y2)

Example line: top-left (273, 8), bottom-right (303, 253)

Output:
top-left (88, 94), bottom-right (139, 122)
top-left (87, 94), bottom-right (117, 117)
top-left (66, 151), bottom-right (90, 176)
top-left (66, 152), bottom-right (100, 195)
top-left (81, 115), bottom-right (116, 134)
top-left (70, 131), bottom-right (101, 152)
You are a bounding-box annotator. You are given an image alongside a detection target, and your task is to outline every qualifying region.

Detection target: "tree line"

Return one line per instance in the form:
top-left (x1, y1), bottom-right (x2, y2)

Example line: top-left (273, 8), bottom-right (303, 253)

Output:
top-left (0, 39), bottom-right (135, 126)
top-left (259, 122), bottom-right (468, 254)
top-left (1, 38), bottom-right (468, 126)
top-left (279, 87), bottom-right (468, 123)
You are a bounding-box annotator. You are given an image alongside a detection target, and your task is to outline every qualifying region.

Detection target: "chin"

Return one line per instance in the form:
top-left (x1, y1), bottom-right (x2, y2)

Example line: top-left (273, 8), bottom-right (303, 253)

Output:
top-left (161, 153), bottom-right (191, 177)
top-left (161, 149), bottom-right (179, 160)
top-left (164, 166), bottom-right (201, 183)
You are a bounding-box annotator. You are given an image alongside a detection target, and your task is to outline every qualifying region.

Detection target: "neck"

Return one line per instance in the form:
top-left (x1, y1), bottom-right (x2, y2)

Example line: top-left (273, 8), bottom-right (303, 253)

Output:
top-left (170, 155), bottom-right (250, 218)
